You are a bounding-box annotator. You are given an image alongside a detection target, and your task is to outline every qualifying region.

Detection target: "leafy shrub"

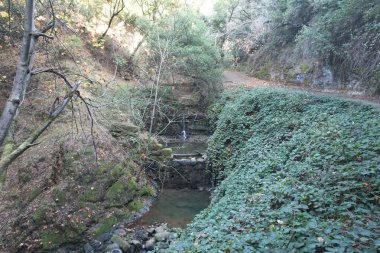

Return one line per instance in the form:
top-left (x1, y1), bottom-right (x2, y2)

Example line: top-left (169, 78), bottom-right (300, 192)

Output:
top-left (295, 0), bottom-right (380, 89)
top-left (137, 11), bottom-right (223, 106)
top-left (170, 88), bottom-right (380, 252)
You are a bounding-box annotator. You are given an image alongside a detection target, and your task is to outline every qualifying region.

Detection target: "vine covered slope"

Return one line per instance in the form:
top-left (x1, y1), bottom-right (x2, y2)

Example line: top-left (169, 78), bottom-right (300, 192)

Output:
top-left (170, 88), bottom-right (380, 252)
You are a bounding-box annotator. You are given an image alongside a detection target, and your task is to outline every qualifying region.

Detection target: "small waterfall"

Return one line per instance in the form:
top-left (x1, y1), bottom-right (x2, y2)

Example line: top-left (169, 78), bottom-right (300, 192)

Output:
top-left (180, 115), bottom-right (187, 140)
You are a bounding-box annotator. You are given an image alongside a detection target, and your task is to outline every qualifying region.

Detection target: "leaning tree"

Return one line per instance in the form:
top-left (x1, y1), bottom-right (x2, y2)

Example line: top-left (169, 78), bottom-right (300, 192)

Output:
top-left (0, 0), bottom-right (92, 178)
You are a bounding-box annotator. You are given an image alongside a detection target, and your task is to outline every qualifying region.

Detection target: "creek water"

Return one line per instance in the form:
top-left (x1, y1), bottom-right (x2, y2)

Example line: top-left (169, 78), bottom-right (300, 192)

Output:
top-left (135, 188), bottom-right (211, 228)
top-left (168, 142), bottom-right (208, 154)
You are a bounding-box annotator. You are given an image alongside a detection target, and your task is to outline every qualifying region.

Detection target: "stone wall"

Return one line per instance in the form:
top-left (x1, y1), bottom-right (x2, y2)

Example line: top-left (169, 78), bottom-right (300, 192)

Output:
top-left (148, 158), bottom-right (211, 189)
top-left (161, 115), bottom-right (210, 136)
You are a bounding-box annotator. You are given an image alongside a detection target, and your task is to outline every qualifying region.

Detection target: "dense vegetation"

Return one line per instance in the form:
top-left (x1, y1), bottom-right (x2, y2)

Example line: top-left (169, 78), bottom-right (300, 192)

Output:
top-left (137, 10), bottom-right (222, 105)
top-left (170, 89), bottom-right (380, 252)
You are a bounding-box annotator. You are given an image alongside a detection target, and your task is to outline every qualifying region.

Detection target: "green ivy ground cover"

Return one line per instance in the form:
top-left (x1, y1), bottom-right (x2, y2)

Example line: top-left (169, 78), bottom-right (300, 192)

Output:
top-left (169, 88), bottom-right (380, 252)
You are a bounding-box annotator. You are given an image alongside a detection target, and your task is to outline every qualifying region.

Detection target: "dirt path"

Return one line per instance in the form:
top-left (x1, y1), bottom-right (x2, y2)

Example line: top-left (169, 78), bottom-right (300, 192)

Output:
top-left (223, 70), bottom-right (278, 88)
top-left (223, 70), bottom-right (380, 109)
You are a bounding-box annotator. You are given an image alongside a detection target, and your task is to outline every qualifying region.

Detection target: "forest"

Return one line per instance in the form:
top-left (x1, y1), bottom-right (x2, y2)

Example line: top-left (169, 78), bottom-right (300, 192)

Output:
top-left (0, 0), bottom-right (379, 252)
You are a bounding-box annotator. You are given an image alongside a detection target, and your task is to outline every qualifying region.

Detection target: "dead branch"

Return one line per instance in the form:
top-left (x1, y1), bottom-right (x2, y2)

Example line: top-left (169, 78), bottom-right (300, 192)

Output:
top-left (32, 68), bottom-right (98, 162)
top-left (0, 81), bottom-right (81, 175)
top-left (31, 68), bottom-right (98, 163)
top-left (31, 32), bottom-right (54, 39)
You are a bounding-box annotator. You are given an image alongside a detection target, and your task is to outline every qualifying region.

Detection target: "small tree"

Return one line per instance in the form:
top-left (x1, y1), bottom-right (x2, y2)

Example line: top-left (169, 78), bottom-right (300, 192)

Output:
top-left (141, 11), bottom-right (222, 104)
top-left (101, 0), bottom-right (125, 38)
top-left (148, 22), bottom-right (175, 135)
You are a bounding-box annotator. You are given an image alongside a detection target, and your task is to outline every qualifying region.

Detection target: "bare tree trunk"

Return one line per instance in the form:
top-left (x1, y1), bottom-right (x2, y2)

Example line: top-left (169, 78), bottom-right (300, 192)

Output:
top-left (7, 0), bottom-right (11, 38)
top-left (0, 0), bottom-right (53, 149)
top-left (148, 55), bottom-right (164, 135)
top-left (148, 30), bottom-right (171, 136)
top-left (101, 0), bottom-right (125, 38)
top-left (0, 135), bottom-right (13, 189)
top-left (0, 0), bottom-right (36, 148)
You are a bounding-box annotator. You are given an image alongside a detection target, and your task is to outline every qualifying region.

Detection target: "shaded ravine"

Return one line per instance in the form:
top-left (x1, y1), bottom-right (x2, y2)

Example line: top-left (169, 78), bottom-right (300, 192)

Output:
top-left (85, 72), bottom-right (380, 253)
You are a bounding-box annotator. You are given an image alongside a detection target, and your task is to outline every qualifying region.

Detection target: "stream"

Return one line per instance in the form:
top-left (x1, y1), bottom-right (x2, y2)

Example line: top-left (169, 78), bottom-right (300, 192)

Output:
top-left (81, 128), bottom-right (212, 252)
top-left (136, 136), bottom-right (211, 228)
top-left (169, 141), bottom-right (208, 154)
top-left (134, 188), bottom-right (211, 228)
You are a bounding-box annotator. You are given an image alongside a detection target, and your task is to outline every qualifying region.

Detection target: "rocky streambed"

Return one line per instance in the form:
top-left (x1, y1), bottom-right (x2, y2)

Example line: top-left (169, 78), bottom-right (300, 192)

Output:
top-left (80, 112), bottom-right (213, 253)
top-left (84, 223), bottom-right (179, 253)
top-left (83, 188), bottom-right (211, 253)
top-left (81, 136), bottom-right (212, 253)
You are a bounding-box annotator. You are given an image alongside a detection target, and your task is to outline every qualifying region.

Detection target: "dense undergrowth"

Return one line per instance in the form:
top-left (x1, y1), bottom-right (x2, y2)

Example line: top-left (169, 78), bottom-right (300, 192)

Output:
top-left (170, 88), bottom-right (380, 252)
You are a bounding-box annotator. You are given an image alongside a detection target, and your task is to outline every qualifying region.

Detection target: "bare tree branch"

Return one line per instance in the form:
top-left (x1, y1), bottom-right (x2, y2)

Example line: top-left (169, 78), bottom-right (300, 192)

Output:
top-left (101, 0), bottom-right (125, 38)
top-left (31, 32), bottom-right (54, 39)
top-left (31, 68), bottom-right (98, 163)
top-left (0, 81), bottom-right (81, 175)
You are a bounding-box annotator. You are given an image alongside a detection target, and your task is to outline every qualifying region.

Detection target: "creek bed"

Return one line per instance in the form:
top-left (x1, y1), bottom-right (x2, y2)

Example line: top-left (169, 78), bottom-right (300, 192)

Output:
top-left (168, 142), bottom-right (207, 154)
top-left (159, 135), bottom-right (209, 154)
top-left (134, 188), bottom-right (211, 228)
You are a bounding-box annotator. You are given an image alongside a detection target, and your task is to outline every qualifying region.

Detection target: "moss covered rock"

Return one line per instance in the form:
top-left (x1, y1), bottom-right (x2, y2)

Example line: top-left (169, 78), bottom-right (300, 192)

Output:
top-left (151, 148), bottom-right (173, 161)
top-left (110, 123), bottom-right (139, 138)
top-left (2, 149), bottom-right (154, 252)
top-left (111, 234), bottom-right (131, 252)
top-left (41, 223), bottom-right (86, 250)
top-left (150, 138), bottom-right (163, 151)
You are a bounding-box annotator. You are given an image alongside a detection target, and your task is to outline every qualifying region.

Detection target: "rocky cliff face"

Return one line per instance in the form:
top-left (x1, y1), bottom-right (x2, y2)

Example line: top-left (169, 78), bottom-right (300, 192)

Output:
top-left (247, 47), bottom-right (367, 93)
top-left (226, 0), bottom-right (379, 95)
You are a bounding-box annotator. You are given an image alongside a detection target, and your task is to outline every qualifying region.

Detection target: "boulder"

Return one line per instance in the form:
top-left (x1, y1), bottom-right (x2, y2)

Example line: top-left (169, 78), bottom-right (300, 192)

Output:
top-left (154, 231), bottom-right (171, 242)
top-left (105, 243), bottom-right (121, 252)
top-left (109, 249), bottom-right (123, 253)
top-left (150, 138), bottom-right (163, 151)
top-left (147, 227), bottom-right (155, 235)
top-left (155, 225), bottom-right (167, 234)
top-left (113, 229), bottom-right (127, 237)
top-left (145, 238), bottom-right (156, 251)
top-left (111, 234), bottom-right (131, 252)
top-left (160, 148), bottom-right (173, 157)
top-left (131, 239), bottom-right (142, 249)
top-left (151, 148), bottom-right (173, 161)
top-left (110, 123), bottom-right (139, 138)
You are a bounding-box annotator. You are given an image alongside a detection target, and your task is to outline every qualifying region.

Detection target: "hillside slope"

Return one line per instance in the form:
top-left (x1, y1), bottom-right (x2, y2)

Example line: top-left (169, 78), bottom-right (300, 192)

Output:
top-left (169, 88), bottom-right (380, 252)
top-left (0, 30), bottom-right (158, 253)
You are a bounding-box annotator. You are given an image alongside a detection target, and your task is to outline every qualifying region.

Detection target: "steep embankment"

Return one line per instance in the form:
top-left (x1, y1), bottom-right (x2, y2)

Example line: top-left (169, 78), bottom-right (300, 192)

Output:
top-left (169, 88), bottom-right (380, 252)
top-left (0, 37), bottom-right (166, 252)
